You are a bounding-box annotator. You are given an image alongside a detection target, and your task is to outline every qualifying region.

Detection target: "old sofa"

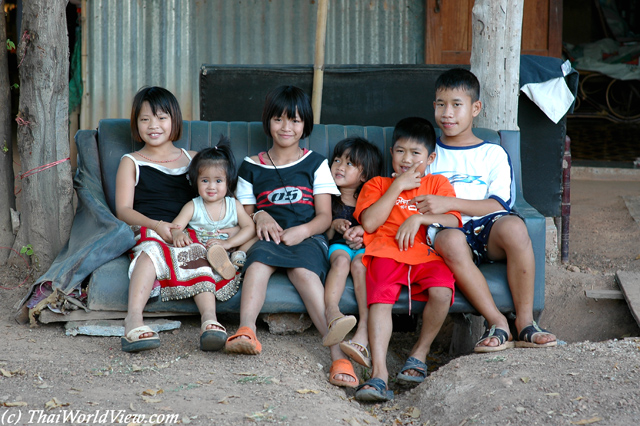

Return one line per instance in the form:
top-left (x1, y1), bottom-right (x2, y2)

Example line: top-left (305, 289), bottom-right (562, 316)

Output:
top-left (34, 119), bottom-right (546, 318)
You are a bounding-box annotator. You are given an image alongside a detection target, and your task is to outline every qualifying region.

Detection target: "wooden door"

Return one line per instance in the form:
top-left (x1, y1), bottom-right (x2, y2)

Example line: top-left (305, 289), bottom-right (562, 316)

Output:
top-left (424, 0), bottom-right (563, 64)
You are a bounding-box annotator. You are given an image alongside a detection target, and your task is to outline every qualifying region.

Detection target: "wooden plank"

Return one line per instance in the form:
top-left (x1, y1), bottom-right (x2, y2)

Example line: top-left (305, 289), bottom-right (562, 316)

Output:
top-left (623, 196), bottom-right (640, 227)
top-left (585, 289), bottom-right (624, 300)
top-left (548, 0), bottom-right (563, 58)
top-left (38, 309), bottom-right (192, 324)
top-left (616, 271), bottom-right (640, 328)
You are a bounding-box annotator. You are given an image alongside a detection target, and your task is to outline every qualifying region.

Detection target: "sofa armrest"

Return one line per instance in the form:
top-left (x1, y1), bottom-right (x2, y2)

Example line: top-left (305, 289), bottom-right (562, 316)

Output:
top-left (500, 130), bottom-right (546, 315)
top-left (32, 130), bottom-right (135, 297)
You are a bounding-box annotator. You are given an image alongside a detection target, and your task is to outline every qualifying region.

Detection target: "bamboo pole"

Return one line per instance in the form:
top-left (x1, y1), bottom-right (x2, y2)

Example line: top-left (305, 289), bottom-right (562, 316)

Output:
top-left (312, 0), bottom-right (329, 124)
top-left (80, 0), bottom-right (89, 130)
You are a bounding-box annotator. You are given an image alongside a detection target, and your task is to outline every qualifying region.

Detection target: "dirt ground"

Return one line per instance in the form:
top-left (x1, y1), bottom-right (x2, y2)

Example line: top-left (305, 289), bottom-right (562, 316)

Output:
top-left (1, 170), bottom-right (640, 426)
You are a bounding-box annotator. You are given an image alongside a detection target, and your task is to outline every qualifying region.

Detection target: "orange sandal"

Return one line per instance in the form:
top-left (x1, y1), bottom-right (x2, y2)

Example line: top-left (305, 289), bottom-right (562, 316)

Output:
top-left (225, 326), bottom-right (262, 355)
top-left (329, 359), bottom-right (359, 388)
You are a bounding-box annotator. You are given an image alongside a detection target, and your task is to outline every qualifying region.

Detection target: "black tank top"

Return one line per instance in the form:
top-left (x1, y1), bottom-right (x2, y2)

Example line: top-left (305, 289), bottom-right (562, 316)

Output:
top-left (133, 164), bottom-right (196, 222)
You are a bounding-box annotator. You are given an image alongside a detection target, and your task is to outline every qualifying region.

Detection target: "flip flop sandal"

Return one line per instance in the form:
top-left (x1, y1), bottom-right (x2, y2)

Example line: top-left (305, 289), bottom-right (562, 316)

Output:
top-left (207, 245), bottom-right (237, 280)
top-left (329, 358), bottom-right (359, 388)
top-left (516, 321), bottom-right (557, 348)
top-left (121, 326), bottom-right (161, 353)
top-left (200, 320), bottom-right (227, 351)
top-left (225, 326), bottom-right (262, 355)
top-left (396, 356), bottom-right (427, 386)
top-left (355, 378), bottom-right (394, 402)
top-left (339, 340), bottom-right (371, 368)
top-left (230, 251), bottom-right (246, 269)
top-left (322, 315), bottom-right (357, 347)
top-left (474, 325), bottom-right (515, 353)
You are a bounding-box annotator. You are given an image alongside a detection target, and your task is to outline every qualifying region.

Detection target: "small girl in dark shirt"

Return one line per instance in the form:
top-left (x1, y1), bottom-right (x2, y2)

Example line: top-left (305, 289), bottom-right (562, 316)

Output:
top-left (323, 137), bottom-right (382, 369)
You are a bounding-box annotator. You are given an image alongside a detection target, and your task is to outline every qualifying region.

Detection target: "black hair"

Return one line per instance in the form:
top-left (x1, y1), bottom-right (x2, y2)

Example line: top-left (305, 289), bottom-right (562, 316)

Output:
top-left (261, 85), bottom-right (314, 139)
top-left (331, 136), bottom-right (383, 217)
top-left (130, 86), bottom-right (183, 142)
top-left (188, 135), bottom-right (237, 197)
top-left (392, 117), bottom-right (437, 154)
top-left (434, 68), bottom-right (481, 103)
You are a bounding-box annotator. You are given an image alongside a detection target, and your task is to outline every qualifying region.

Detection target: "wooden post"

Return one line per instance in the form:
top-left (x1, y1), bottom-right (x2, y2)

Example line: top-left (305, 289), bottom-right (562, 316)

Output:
top-left (470, 0), bottom-right (524, 131)
top-left (15, 0), bottom-right (73, 270)
top-left (312, 0), bottom-right (329, 124)
top-left (0, 0), bottom-right (16, 262)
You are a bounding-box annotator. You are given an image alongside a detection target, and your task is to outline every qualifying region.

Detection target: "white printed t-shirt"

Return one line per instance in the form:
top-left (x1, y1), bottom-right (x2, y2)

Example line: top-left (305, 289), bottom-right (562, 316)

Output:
top-left (429, 138), bottom-right (515, 225)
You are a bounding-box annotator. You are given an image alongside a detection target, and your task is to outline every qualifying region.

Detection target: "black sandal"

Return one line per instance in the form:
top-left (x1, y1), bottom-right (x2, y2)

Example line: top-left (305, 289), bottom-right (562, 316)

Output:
top-left (516, 321), bottom-right (557, 348)
top-left (474, 324), bottom-right (515, 353)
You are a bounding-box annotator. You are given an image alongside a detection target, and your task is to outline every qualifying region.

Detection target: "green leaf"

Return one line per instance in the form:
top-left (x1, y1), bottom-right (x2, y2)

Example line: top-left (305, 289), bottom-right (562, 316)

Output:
top-left (6, 39), bottom-right (16, 50)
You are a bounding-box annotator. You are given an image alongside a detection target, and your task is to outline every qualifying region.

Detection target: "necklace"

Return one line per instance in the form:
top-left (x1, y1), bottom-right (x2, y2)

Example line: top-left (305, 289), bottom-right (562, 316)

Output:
top-left (266, 149), bottom-right (297, 215)
top-left (210, 197), bottom-right (226, 236)
top-left (267, 147), bottom-right (302, 166)
top-left (136, 149), bottom-right (183, 163)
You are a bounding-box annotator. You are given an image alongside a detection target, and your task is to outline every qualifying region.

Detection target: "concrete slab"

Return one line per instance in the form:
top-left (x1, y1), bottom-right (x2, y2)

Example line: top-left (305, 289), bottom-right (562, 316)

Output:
top-left (616, 271), bottom-right (640, 329)
top-left (64, 318), bottom-right (181, 337)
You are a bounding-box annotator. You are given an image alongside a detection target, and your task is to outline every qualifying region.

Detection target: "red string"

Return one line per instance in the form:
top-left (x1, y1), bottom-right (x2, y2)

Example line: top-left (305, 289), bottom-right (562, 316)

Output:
top-left (18, 157), bottom-right (70, 179)
top-left (0, 247), bottom-right (32, 290)
top-left (15, 116), bottom-right (31, 126)
top-left (18, 30), bottom-right (31, 68)
top-left (14, 157), bottom-right (70, 195)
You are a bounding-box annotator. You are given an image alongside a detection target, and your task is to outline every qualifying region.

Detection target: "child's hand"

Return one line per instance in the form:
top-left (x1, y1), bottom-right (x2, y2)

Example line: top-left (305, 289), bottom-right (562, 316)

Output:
top-left (344, 225), bottom-right (364, 239)
top-left (395, 215), bottom-right (423, 251)
top-left (254, 211), bottom-right (284, 244)
top-left (218, 225), bottom-right (240, 239)
top-left (344, 225), bottom-right (363, 246)
top-left (411, 194), bottom-right (452, 215)
top-left (158, 222), bottom-right (181, 244)
top-left (392, 162), bottom-right (423, 192)
top-left (173, 231), bottom-right (192, 248)
top-left (332, 218), bottom-right (351, 234)
top-left (345, 238), bottom-right (363, 250)
top-left (344, 226), bottom-right (364, 249)
top-left (280, 225), bottom-right (308, 246)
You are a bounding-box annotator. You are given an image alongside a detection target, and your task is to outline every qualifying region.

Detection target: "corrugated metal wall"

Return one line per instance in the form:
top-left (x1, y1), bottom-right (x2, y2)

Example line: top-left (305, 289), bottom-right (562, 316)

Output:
top-left (83, 0), bottom-right (424, 128)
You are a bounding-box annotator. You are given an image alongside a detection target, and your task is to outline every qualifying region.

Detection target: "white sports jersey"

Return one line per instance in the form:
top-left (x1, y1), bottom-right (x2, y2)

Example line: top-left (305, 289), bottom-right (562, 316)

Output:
top-left (429, 138), bottom-right (515, 224)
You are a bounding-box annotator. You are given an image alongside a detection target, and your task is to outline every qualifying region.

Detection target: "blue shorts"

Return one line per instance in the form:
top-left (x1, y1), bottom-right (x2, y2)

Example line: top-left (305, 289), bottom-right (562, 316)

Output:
top-left (327, 243), bottom-right (365, 261)
top-left (429, 211), bottom-right (522, 266)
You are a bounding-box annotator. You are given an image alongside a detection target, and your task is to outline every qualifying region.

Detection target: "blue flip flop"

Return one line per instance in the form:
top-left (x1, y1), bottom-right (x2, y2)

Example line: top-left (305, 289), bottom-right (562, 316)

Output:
top-left (396, 356), bottom-right (427, 386)
top-left (355, 378), bottom-right (394, 402)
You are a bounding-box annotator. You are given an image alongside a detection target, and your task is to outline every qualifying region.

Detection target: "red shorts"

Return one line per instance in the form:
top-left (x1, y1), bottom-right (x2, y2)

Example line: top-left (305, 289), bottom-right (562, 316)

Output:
top-left (366, 257), bottom-right (455, 307)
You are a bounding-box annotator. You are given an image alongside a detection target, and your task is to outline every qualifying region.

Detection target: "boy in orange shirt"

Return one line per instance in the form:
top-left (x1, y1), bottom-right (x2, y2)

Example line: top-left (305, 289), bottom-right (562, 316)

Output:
top-left (353, 117), bottom-right (462, 402)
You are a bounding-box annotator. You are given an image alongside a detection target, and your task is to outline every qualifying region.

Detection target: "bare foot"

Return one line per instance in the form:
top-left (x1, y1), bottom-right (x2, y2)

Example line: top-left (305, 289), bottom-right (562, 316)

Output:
top-left (475, 322), bottom-right (512, 348)
top-left (516, 320), bottom-right (557, 346)
top-left (124, 314), bottom-right (153, 339)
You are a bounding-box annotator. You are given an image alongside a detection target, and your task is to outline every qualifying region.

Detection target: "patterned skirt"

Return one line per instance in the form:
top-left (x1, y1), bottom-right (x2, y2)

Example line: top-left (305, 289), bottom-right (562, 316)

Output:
top-left (128, 226), bottom-right (240, 302)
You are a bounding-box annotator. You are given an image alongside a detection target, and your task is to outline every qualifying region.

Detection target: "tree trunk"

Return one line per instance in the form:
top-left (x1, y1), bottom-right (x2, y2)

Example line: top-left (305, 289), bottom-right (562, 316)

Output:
top-left (470, 0), bottom-right (524, 131)
top-left (0, 0), bottom-right (15, 263)
top-left (14, 0), bottom-right (73, 271)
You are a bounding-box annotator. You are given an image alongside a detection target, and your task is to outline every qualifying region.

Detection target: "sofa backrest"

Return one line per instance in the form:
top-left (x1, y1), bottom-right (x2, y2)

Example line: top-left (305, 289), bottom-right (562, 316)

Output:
top-left (96, 119), bottom-right (504, 214)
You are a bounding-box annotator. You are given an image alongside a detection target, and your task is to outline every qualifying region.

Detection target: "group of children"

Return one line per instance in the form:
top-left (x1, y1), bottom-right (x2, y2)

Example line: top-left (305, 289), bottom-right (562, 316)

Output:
top-left (115, 69), bottom-right (557, 402)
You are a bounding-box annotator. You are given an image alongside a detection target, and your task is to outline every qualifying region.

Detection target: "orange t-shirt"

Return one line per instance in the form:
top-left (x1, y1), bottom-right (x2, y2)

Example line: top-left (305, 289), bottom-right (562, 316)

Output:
top-left (354, 174), bottom-right (462, 267)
